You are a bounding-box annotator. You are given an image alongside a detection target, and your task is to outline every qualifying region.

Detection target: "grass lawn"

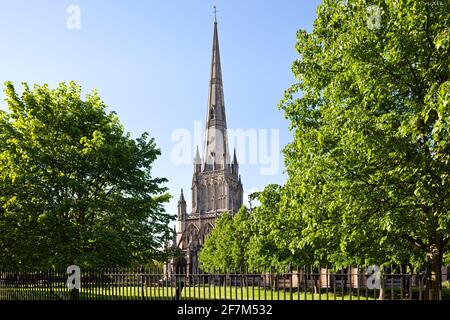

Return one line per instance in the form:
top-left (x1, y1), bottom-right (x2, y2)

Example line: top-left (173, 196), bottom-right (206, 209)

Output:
top-left (0, 285), bottom-right (378, 300)
top-left (3, 284), bottom-right (450, 300)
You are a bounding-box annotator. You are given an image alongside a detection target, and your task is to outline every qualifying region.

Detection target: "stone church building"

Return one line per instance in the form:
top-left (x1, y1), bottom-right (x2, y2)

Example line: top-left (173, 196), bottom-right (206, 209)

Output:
top-left (169, 19), bottom-right (244, 274)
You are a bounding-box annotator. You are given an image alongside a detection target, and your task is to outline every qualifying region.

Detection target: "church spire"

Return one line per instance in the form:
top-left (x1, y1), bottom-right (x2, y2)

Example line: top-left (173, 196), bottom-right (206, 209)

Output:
top-left (194, 145), bottom-right (201, 163)
top-left (232, 148), bottom-right (238, 164)
top-left (232, 148), bottom-right (239, 176)
top-left (178, 188), bottom-right (185, 204)
top-left (204, 18), bottom-right (229, 170)
top-left (194, 145), bottom-right (202, 173)
top-left (178, 188), bottom-right (186, 219)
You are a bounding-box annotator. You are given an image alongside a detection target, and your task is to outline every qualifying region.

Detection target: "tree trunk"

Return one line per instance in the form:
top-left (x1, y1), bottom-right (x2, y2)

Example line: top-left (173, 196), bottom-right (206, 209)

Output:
top-left (425, 245), bottom-right (443, 300)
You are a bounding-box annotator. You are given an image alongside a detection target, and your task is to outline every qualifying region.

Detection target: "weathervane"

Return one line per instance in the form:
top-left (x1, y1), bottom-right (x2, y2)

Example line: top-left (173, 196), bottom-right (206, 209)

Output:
top-left (213, 6), bottom-right (218, 22)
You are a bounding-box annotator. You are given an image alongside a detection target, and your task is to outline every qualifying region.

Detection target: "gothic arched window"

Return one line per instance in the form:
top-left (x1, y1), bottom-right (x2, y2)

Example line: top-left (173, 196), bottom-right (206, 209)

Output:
top-left (187, 225), bottom-right (198, 245)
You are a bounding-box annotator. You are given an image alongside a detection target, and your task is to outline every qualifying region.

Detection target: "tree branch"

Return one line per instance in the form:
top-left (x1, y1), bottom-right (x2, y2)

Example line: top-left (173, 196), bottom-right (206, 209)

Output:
top-left (443, 236), bottom-right (450, 252)
top-left (402, 233), bottom-right (427, 250)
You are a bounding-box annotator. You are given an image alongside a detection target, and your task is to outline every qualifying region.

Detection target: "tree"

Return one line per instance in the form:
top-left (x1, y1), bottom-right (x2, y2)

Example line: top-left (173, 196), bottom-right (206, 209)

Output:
top-left (199, 213), bottom-right (234, 271)
top-left (280, 0), bottom-right (450, 299)
top-left (199, 207), bottom-right (250, 271)
top-left (0, 81), bottom-right (174, 269)
top-left (230, 206), bottom-right (252, 269)
top-left (246, 184), bottom-right (316, 269)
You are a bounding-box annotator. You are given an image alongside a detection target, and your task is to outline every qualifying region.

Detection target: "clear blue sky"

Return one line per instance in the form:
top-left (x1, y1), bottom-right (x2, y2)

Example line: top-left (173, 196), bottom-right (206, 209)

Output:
top-left (0, 0), bottom-right (322, 219)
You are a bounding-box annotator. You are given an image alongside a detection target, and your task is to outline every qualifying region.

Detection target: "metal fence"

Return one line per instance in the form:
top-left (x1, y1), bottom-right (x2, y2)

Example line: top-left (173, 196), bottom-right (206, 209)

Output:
top-left (0, 266), bottom-right (449, 300)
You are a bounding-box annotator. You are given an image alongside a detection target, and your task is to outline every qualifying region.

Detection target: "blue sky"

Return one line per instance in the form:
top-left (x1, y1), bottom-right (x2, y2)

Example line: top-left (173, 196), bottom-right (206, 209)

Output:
top-left (0, 0), bottom-right (322, 220)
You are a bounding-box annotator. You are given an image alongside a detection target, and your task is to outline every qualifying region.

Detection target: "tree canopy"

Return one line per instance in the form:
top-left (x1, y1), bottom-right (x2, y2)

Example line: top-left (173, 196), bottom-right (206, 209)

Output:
top-left (199, 206), bottom-right (251, 271)
top-left (278, 0), bottom-right (450, 298)
top-left (0, 81), bottom-right (174, 269)
top-left (198, 0), bottom-right (450, 299)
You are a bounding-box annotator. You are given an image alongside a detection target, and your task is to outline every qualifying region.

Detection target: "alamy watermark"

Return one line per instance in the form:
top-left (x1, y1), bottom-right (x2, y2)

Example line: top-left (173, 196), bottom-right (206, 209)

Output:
top-left (366, 265), bottom-right (382, 289)
top-left (66, 265), bottom-right (81, 290)
top-left (339, 1), bottom-right (382, 30)
top-left (171, 121), bottom-right (280, 176)
top-left (66, 5), bottom-right (81, 30)
top-left (366, 5), bottom-right (382, 30)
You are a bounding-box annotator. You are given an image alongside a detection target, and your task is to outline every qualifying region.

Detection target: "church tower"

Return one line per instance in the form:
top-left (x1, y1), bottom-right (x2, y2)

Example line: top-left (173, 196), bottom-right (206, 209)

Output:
top-left (173, 18), bottom-right (244, 274)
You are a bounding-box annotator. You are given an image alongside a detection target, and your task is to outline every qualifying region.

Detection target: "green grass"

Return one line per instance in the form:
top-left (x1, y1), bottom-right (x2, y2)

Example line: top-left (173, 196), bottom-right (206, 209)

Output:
top-left (3, 285), bottom-right (450, 300)
top-left (178, 286), bottom-right (380, 300)
top-left (0, 285), bottom-right (376, 300)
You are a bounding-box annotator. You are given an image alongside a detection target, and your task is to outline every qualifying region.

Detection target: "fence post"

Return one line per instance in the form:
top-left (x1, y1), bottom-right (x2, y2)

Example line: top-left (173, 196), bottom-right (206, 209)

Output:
top-left (70, 288), bottom-right (79, 300)
top-left (140, 266), bottom-right (144, 300)
top-left (174, 266), bottom-right (184, 300)
top-left (288, 264), bottom-right (292, 301)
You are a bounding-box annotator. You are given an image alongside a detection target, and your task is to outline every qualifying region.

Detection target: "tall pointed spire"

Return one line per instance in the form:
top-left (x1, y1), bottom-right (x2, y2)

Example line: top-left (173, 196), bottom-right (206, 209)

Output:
top-left (232, 148), bottom-right (239, 176)
top-left (232, 148), bottom-right (238, 164)
top-left (204, 17), bottom-right (229, 170)
top-left (194, 145), bottom-right (201, 164)
top-left (179, 188), bottom-right (185, 202)
top-left (194, 145), bottom-right (202, 173)
top-left (177, 188), bottom-right (186, 219)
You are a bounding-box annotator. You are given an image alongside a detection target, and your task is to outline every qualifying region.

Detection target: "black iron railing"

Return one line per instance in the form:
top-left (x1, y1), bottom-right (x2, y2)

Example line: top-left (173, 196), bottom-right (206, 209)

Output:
top-left (0, 266), bottom-right (448, 300)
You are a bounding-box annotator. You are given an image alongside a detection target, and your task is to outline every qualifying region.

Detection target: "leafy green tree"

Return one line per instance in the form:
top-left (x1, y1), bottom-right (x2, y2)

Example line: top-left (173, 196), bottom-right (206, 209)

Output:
top-left (279, 0), bottom-right (450, 299)
top-left (230, 206), bottom-right (251, 269)
top-left (246, 185), bottom-right (319, 270)
top-left (199, 207), bottom-right (250, 271)
top-left (0, 81), bottom-right (173, 269)
top-left (247, 185), bottom-right (297, 268)
top-left (199, 213), bottom-right (234, 271)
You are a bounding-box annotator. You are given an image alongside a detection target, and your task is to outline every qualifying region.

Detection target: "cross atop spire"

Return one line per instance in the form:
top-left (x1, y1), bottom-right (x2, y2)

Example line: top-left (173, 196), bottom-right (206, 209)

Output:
top-left (213, 6), bottom-right (218, 23)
